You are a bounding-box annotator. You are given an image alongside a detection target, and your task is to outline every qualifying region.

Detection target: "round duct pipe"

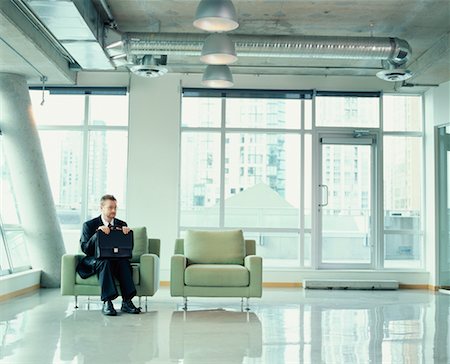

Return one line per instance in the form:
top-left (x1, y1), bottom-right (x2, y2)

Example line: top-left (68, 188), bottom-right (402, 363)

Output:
top-left (122, 33), bottom-right (411, 66)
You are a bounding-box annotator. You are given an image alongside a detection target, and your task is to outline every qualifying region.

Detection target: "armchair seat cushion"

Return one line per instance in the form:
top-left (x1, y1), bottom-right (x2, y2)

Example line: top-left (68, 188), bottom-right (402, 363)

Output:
top-left (75, 263), bottom-right (140, 285)
top-left (185, 264), bottom-right (249, 287)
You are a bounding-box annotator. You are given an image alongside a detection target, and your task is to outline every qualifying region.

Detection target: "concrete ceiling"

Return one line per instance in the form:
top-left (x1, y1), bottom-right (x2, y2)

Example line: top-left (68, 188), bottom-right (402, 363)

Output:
top-left (0, 0), bottom-right (449, 87)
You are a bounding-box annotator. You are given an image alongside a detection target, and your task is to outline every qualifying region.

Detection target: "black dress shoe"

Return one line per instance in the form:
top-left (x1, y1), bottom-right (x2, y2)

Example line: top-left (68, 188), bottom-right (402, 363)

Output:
top-left (121, 299), bottom-right (141, 314)
top-left (102, 300), bottom-right (117, 316)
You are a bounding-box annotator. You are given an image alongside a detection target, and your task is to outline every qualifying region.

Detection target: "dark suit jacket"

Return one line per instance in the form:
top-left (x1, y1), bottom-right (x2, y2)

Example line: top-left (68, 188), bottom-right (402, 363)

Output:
top-left (76, 216), bottom-right (128, 279)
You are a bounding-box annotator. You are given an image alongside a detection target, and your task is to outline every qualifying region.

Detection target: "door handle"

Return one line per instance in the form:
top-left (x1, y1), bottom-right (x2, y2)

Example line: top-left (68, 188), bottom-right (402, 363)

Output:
top-left (319, 184), bottom-right (329, 207)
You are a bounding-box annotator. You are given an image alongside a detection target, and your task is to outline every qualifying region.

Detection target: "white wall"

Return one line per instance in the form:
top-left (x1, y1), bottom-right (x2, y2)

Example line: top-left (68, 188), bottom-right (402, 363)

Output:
top-left (431, 81), bottom-right (450, 127)
top-left (0, 270), bottom-right (41, 297)
top-left (126, 74), bottom-right (181, 271)
top-left (76, 71), bottom-right (445, 285)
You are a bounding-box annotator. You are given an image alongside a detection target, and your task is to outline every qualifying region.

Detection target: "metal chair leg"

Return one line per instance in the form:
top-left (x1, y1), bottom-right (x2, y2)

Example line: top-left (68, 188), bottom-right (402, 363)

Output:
top-left (183, 297), bottom-right (188, 311)
top-left (245, 297), bottom-right (250, 311)
top-left (74, 296), bottom-right (78, 309)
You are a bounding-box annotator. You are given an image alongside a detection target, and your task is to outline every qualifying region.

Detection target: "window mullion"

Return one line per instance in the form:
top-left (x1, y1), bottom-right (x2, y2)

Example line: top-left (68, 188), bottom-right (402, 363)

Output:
top-left (0, 216), bottom-right (13, 274)
top-left (377, 93), bottom-right (384, 269)
top-left (300, 99), bottom-right (305, 268)
top-left (81, 94), bottom-right (90, 223)
top-left (219, 97), bottom-right (226, 228)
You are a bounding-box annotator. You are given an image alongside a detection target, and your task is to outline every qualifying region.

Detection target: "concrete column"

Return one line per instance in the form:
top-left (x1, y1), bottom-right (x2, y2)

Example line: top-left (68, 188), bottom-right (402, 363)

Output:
top-left (0, 73), bottom-right (65, 287)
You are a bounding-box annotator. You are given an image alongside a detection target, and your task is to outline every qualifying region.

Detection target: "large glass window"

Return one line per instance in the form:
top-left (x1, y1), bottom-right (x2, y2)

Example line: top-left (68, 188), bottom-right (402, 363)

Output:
top-left (180, 132), bottom-right (221, 227)
top-left (316, 96), bottom-right (379, 128)
top-left (0, 136), bottom-right (31, 274)
top-left (89, 95), bottom-right (129, 126)
top-left (226, 99), bottom-right (301, 129)
top-left (383, 137), bottom-right (423, 268)
top-left (224, 133), bottom-right (300, 229)
top-left (383, 95), bottom-right (422, 132)
top-left (383, 94), bottom-right (423, 268)
top-left (180, 92), bottom-right (310, 268)
top-left (30, 90), bottom-right (129, 253)
top-left (38, 130), bottom-right (83, 226)
top-left (87, 130), bottom-right (128, 219)
top-left (30, 92), bottom-right (84, 126)
top-left (180, 91), bottom-right (424, 270)
top-left (181, 97), bottom-right (221, 128)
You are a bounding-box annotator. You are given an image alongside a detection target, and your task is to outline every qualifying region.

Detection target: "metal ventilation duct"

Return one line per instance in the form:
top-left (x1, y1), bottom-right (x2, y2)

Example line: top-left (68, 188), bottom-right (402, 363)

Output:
top-left (117, 33), bottom-right (411, 66)
top-left (25, 0), bottom-right (114, 70)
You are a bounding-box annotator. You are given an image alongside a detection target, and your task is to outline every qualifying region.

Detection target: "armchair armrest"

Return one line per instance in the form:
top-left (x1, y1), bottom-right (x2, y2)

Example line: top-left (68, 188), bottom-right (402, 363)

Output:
top-left (170, 254), bottom-right (187, 297)
top-left (245, 255), bottom-right (263, 298)
top-left (61, 254), bottom-right (83, 295)
top-left (140, 253), bottom-right (160, 296)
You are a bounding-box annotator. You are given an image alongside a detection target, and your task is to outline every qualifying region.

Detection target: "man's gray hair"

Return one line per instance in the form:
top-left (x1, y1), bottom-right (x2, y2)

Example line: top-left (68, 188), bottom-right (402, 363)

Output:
top-left (100, 194), bottom-right (117, 205)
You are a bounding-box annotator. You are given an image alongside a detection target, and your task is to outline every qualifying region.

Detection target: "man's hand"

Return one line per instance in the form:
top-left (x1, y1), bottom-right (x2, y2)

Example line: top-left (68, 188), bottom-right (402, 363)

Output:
top-left (97, 226), bottom-right (111, 235)
top-left (122, 226), bottom-right (131, 235)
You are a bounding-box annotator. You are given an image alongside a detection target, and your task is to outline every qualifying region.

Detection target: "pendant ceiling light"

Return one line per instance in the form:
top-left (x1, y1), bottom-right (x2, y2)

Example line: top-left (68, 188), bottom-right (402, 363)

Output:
top-left (200, 33), bottom-right (237, 65)
top-left (202, 65), bottom-right (234, 88)
top-left (193, 0), bottom-right (239, 32)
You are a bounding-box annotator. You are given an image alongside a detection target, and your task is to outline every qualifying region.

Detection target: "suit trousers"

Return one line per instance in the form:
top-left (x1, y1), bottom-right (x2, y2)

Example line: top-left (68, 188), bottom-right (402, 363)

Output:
top-left (95, 259), bottom-right (136, 302)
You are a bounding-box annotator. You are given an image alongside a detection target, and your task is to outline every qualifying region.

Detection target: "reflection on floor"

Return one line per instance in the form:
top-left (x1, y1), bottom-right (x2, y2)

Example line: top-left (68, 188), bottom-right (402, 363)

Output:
top-left (0, 287), bottom-right (449, 363)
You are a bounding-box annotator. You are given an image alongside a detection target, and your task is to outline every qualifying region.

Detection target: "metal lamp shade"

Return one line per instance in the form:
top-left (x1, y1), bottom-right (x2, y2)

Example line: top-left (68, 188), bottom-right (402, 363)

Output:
top-left (202, 65), bottom-right (234, 88)
top-left (200, 33), bottom-right (237, 64)
top-left (193, 0), bottom-right (239, 32)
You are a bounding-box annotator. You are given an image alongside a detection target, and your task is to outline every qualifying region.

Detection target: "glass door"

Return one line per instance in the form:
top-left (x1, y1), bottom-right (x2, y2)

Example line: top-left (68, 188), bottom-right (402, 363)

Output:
top-left (318, 133), bottom-right (376, 268)
top-left (437, 125), bottom-right (450, 289)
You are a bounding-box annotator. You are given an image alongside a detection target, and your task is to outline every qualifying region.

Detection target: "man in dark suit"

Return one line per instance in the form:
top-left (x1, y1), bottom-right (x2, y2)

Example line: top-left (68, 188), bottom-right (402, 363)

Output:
top-left (76, 194), bottom-right (141, 316)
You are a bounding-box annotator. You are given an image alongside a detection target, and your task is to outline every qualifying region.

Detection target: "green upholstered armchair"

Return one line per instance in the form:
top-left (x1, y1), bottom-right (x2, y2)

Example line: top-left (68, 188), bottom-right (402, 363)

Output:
top-left (61, 227), bottom-right (160, 308)
top-left (170, 230), bottom-right (262, 309)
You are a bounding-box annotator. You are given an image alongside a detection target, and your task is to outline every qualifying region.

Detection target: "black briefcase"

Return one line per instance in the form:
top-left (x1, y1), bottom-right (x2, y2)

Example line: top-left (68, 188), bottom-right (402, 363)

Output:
top-left (95, 229), bottom-right (133, 259)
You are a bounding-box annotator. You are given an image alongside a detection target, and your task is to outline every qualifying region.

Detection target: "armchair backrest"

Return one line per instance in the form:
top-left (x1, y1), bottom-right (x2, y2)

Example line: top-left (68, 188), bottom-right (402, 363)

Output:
top-left (148, 238), bottom-right (160, 257)
top-left (245, 239), bottom-right (256, 255)
top-left (175, 238), bottom-right (256, 259)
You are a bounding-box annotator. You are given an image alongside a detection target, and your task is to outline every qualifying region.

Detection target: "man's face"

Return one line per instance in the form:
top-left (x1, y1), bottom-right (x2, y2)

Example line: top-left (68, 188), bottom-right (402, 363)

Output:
top-left (101, 199), bottom-right (117, 220)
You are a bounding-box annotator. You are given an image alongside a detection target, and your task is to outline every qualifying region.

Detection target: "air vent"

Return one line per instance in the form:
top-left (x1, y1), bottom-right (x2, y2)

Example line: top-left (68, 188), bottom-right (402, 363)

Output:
top-left (129, 64), bottom-right (168, 78)
top-left (303, 279), bottom-right (399, 290)
top-left (129, 55), bottom-right (168, 78)
top-left (376, 69), bottom-right (413, 82)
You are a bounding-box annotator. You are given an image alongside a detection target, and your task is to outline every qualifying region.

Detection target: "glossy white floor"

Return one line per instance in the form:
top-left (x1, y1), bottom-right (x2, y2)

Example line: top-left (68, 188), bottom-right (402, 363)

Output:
top-left (0, 287), bottom-right (449, 364)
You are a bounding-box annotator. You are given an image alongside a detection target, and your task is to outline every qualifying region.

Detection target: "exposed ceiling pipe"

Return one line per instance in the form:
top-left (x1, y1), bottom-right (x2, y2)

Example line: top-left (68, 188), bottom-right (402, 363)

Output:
top-left (116, 33), bottom-right (411, 66)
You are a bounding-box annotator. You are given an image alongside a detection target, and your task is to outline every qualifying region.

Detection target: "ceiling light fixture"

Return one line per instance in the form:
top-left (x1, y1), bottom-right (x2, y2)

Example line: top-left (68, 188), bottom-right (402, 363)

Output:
top-left (200, 33), bottom-right (237, 64)
top-left (194, 0), bottom-right (239, 32)
top-left (202, 65), bottom-right (234, 88)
